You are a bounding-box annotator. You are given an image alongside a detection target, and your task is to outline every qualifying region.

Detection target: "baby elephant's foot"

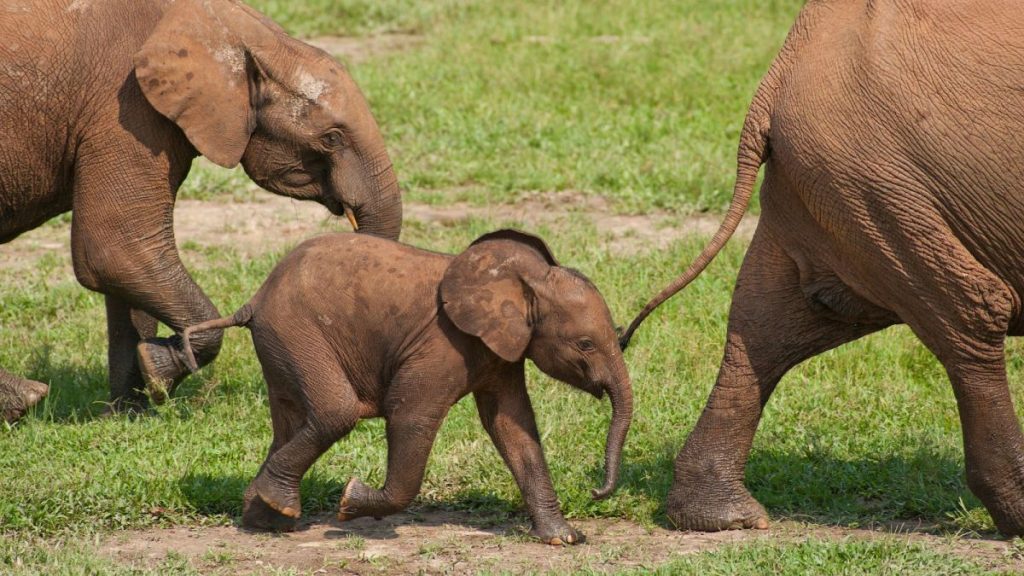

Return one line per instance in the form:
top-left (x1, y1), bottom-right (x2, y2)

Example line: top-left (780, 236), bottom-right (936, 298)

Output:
top-left (137, 338), bottom-right (188, 404)
top-left (529, 519), bottom-right (584, 546)
top-left (337, 478), bottom-right (385, 522)
top-left (242, 477), bottom-right (301, 531)
top-left (0, 374), bottom-right (48, 423)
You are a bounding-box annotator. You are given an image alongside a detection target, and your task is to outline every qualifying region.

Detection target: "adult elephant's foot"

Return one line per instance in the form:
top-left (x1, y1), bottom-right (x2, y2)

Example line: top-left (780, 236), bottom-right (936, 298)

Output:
top-left (137, 338), bottom-right (189, 404)
top-left (337, 478), bottom-right (385, 521)
top-left (987, 501), bottom-right (1024, 538)
top-left (666, 473), bottom-right (769, 531)
top-left (242, 479), bottom-right (300, 532)
top-left (0, 372), bottom-right (48, 423)
top-left (966, 464), bottom-right (1024, 538)
top-left (529, 518), bottom-right (584, 546)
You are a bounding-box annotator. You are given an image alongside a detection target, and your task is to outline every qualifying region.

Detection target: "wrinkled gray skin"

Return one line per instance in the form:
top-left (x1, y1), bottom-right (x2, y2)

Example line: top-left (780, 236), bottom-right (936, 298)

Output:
top-left (182, 230), bottom-right (633, 545)
top-left (621, 0), bottom-right (1024, 536)
top-left (0, 0), bottom-right (402, 420)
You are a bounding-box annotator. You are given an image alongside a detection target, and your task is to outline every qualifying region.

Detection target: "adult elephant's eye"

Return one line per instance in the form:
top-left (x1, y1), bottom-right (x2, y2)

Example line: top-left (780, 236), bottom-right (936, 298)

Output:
top-left (321, 130), bottom-right (346, 149)
top-left (577, 339), bottom-right (596, 352)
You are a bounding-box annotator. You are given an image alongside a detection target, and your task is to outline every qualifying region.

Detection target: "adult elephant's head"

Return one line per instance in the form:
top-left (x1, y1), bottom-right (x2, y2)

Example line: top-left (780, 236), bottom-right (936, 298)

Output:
top-left (134, 0), bottom-right (402, 239)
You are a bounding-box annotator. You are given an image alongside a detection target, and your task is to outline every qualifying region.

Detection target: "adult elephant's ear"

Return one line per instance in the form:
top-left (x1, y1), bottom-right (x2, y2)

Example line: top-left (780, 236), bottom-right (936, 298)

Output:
top-left (441, 230), bottom-right (556, 362)
top-left (133, 1), bottom-right (257, 168)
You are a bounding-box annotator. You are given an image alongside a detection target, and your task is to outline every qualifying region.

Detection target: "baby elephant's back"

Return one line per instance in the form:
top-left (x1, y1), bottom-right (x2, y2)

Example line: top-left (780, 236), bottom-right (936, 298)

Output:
top-left (250, 233), bottom-right (451, 344)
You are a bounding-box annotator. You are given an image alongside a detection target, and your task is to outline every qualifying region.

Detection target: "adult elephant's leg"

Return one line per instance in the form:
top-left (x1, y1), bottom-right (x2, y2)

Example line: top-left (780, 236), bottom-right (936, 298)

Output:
top-left (71, 148), bottom-right (221, 406)
top-left (105, 296), bottom-right (158, 410)
top-left (940, 339), bottom-right (1024, 535)
top-left (860, 219), bottom-right (1024, 535)
top-left (668, 227), bottom-right (886, 531)
top-left (0, 370), bottom-right (48, 423)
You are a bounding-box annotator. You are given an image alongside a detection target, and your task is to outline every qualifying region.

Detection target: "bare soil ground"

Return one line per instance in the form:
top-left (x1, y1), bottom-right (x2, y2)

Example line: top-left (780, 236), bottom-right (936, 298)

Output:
top-left (0, 191), bottom-right (754, 279)
top-left (100, 510), bottom-right (1022, 575)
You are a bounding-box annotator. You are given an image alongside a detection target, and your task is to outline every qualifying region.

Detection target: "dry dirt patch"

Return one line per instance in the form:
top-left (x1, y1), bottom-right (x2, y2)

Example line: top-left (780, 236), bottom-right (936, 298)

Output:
top-left (0, 192), bottom-right (755, 278)
top-left (99, 511), bottom-right (1021, 575)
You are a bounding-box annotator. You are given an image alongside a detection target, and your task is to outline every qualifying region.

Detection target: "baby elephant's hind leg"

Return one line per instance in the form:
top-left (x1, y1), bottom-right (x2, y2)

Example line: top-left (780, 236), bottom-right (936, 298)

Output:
top-left (337, 400), bottom-right (449, 522)
top-left (243, 356), bottom-right (359, 532)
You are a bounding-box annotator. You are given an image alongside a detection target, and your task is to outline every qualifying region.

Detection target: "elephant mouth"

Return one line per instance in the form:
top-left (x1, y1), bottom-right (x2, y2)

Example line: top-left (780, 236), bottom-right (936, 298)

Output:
top-left (580, 380), bottom-right (605, 400)
top-left (321, 195), bottom-right (360, 229)
top-left (321, 194), bottom-right (346, 216)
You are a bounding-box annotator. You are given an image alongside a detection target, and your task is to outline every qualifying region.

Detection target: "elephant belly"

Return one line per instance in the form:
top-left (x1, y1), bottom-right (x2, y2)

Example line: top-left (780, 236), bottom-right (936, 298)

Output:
top-left (0, 150), bottom-right (73, 244)
top-left (0, 84), bottom-right (76, 242)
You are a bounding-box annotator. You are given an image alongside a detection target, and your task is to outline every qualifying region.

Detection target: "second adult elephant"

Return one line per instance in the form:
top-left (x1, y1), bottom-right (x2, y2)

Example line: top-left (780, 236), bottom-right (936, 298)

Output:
top-left (621, 0), bottom-right (1024, 536)
top-left (0, 0), bottom-right (402, 420)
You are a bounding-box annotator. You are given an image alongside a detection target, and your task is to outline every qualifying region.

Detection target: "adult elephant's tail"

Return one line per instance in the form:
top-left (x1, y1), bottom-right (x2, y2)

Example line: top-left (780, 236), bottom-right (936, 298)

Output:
top-left (180, 304), bottom-right (254, 372)
top-left (618, 57), bottom-right (783, 350)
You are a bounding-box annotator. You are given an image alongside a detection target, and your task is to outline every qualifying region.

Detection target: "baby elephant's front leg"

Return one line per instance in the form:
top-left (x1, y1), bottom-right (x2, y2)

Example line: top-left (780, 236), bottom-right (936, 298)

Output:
top-left (474, 386), bottom-right (582, 545)
top-left (338, 411), bottom-right (445, 521)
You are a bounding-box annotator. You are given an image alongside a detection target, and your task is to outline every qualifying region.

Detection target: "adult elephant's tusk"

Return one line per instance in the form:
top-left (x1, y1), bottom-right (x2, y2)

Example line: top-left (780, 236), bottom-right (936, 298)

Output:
top-left (345, 207), bottom-right (359, 231)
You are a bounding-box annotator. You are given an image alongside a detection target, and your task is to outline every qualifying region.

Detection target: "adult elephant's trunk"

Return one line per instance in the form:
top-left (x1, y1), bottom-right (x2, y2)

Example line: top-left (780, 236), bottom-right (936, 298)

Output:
top-left (353, 169), bottom-right (402, 241)
top-left (592, 363), bottom-right (633, 500)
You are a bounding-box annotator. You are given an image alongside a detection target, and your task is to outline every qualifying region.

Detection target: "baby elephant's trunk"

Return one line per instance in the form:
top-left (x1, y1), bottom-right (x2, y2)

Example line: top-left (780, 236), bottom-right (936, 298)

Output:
top-left (592, 365), bottom-right (634, 500)
top-left (180, 304), bottom-right (254, 372)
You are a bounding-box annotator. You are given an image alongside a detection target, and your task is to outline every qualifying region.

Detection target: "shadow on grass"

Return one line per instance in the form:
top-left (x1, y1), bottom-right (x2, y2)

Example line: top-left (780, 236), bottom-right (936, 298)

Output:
top-left (20, 345), bottom-right (238, 424)
top-left (179, 472), bottom-right (525, 539)
top-left (24, 345), bottom-right (110, 423)
top-left (587, 441), bottom-right (989, 537)
top-left (747, 447), bottom-right (980, 532)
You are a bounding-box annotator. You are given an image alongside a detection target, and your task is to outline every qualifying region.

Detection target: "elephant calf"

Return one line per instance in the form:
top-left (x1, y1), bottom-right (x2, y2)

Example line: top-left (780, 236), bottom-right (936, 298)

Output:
top-left (182, 230), bottom-right (633, 545)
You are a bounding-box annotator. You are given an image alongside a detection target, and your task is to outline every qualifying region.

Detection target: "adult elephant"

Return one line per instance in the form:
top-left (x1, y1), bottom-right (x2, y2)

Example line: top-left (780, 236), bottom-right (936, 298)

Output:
top-left (620, 0), bottom-right (1024, 536)
top-left (0, 0), bottom-right (402, 421)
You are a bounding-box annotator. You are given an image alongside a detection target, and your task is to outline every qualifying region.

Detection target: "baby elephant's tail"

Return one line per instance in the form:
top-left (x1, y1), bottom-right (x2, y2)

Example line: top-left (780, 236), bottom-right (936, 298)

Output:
top-left (181, 304), bottom-right (254, 373)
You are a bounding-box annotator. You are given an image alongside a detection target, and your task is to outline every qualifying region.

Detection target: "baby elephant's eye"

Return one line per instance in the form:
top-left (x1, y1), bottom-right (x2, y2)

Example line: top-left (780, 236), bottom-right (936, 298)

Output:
top-left (577, 339), bottom-right (596, 352)
top-left (321, 130), bottom-right (345, 149)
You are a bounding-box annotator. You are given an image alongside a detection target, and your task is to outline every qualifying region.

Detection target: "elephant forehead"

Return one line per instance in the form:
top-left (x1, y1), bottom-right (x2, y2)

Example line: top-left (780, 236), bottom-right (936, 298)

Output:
top-left (296, 69), bottom-right (329, 102)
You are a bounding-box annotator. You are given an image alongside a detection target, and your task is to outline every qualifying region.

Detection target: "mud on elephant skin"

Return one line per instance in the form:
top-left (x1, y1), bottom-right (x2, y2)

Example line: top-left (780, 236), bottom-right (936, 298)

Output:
top-left (181, 229), bottom-right (633, 545)
top-left (0, 0), bottom-right (402, 421)
top-left (620, 0), bottom-right (1024, 537)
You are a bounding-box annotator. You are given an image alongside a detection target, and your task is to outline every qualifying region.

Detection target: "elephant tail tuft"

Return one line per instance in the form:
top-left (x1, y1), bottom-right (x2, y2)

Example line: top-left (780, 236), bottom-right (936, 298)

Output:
top-left (180, 304), bottom-right (254, 373)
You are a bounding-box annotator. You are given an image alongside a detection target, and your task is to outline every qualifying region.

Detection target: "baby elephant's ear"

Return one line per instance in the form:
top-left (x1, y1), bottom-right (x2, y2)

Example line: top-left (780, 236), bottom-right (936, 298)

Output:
top-left (441, 231), bottom-right (555, 362)
top-left (467, 229), bottom-right (560, 266)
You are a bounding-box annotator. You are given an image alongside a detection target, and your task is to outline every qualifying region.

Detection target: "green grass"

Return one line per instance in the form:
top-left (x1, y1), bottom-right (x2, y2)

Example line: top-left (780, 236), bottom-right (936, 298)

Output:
top-left (184, 0), bottom-right (801, 212)
top-left (247, 0), bottom-right (453, 36)
top-left (351, 0), bottom-right (796, 212)
top-left (610, 538), bottom-right (1002, 576)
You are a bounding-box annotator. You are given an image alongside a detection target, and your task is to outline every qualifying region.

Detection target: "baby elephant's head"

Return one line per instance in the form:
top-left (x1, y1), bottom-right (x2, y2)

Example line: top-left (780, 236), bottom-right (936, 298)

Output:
top-left (441, 230), bottom-right (633, 500)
